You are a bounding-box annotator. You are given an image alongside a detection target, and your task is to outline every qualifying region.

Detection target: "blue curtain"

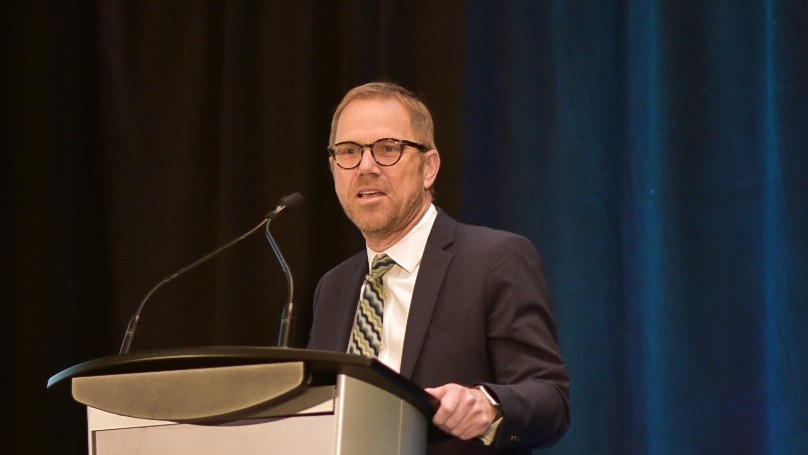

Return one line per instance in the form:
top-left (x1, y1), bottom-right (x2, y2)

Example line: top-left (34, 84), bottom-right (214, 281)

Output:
top-left (462, 1), bottom-right (807, 453)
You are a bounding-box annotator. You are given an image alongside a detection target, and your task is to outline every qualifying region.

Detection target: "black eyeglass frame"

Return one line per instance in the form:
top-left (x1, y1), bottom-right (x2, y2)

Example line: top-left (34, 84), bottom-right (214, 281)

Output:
top-left (328, 138), bottom-right (430, 170)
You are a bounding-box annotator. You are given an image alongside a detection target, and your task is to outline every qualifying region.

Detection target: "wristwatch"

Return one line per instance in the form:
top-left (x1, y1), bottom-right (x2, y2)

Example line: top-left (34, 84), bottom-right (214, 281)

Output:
top-left (476, 385), bottom-right (503, 421)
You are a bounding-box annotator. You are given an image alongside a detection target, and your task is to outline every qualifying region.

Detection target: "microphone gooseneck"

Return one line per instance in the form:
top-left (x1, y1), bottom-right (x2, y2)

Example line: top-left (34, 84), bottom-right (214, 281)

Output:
top-left (266, 192), bottom-right (303, 348)
top-left (118, 192), bottom-right (303, 355)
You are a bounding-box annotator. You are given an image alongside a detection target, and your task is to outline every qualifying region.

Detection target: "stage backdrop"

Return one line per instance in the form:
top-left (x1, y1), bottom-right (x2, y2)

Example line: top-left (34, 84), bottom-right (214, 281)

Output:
top-left (4, 1), bottom-right (806, 454)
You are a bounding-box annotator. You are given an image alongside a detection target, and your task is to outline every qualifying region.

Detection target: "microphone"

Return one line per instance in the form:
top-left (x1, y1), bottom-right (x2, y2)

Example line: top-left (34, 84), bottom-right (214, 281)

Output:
top-left (118, 192), bottom-right (304, 355)
top-left (265, 193), bottom-right (304, 347)
top-left (267, 192), bottom-right (304, 219)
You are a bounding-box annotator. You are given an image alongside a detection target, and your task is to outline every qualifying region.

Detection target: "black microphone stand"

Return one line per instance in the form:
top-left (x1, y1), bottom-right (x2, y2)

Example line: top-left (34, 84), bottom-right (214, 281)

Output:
top-left (266, 219), bottom-right (294, 348)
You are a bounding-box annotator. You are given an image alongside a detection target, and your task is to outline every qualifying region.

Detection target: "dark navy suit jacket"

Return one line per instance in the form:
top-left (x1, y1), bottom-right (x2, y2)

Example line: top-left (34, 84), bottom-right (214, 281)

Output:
top-left (309, 209), bottom-right (570, 454)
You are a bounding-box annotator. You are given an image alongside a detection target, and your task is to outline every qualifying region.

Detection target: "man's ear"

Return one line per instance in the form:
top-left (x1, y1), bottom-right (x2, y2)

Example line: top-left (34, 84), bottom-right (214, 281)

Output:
top-left (423, 149), bottom-right (440, 190)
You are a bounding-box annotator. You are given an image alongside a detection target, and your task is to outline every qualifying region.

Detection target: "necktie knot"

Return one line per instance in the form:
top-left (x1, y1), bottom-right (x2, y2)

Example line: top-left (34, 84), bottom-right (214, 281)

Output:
top-left (369, 253), bottom-right (396, 280)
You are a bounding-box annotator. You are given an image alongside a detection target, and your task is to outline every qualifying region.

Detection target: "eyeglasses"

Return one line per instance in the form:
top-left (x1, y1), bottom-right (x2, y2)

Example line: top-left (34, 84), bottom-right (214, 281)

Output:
top-left (328, 138), bottom-right (430, 170)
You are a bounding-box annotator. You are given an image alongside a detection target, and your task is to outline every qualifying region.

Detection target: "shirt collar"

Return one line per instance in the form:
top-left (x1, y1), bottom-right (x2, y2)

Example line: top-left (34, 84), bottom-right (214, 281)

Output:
top-left (366, 204), bottom-right (438, 273)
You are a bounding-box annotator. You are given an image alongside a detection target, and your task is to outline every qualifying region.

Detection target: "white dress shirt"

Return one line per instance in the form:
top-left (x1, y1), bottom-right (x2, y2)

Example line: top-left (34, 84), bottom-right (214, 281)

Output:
top-left (361, 204), bottom-right (437, 373)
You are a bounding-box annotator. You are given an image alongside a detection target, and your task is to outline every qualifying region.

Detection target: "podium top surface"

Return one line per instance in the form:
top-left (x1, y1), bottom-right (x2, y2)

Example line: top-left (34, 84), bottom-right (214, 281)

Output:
top-left (48, 346), bottom-right (438, 418)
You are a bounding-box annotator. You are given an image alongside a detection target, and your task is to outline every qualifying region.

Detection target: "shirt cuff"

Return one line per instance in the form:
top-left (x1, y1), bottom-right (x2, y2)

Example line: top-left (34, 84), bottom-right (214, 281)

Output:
top-left (479, 414), bottom-right (504, 445)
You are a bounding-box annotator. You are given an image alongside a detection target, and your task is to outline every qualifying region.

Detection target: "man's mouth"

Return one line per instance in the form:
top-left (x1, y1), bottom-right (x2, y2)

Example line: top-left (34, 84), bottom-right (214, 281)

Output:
top-left (357, 190), bottom-right (385, 199)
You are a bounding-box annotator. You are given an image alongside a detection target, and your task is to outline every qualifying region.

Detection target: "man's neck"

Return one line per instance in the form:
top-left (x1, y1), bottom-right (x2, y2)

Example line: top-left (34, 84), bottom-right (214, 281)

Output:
top-left (365, 200), bottom-right (433, 252)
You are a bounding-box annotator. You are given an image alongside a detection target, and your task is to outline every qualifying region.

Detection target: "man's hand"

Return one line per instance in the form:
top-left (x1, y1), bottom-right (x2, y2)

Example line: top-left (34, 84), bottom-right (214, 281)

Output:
top-left (424, 383), bottom-right (497, 440)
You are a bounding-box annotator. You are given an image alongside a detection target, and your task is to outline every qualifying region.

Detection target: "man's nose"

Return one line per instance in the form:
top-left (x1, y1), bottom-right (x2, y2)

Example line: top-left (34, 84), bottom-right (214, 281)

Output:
top-left (356, 146), bottom-right (379, 172)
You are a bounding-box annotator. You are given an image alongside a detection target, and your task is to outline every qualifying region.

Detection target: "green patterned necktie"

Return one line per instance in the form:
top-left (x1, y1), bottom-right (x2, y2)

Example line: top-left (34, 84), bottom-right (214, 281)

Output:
top-left (348, 254), bottom-right (397, 357)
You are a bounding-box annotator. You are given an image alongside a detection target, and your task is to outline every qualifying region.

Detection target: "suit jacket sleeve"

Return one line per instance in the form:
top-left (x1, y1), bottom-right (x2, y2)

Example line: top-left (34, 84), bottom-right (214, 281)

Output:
top-left (477, 233), bottom-right (570, 449)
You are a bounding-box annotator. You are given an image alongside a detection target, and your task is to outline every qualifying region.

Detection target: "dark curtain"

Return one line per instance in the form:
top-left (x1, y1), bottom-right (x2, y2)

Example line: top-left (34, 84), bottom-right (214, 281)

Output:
top-left (4, 1), bottom-right (806, 454)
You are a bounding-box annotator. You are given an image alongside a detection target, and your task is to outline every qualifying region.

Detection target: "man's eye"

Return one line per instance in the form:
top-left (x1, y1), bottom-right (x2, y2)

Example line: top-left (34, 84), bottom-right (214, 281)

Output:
top-left (375, 142), bottom-right (400, 154)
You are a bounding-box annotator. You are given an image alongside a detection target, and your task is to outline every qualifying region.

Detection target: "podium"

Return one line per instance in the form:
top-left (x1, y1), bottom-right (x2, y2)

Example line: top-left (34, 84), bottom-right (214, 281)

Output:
top-left (48, 347), bottom-right (437, 455)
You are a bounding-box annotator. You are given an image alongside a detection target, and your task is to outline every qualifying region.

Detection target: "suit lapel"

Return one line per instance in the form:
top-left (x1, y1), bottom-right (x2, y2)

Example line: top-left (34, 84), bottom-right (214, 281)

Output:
top-left (399, 211), bottom-right (456, 378)
top-left (332, 253), bottom-right (368, 351)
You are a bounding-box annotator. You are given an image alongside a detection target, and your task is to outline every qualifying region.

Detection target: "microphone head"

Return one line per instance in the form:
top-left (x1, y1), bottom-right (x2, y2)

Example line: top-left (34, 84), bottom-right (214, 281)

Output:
top-left (266, 192), bottom-right (304, 219)
top-left (279, 192), bottom-right (304, 209)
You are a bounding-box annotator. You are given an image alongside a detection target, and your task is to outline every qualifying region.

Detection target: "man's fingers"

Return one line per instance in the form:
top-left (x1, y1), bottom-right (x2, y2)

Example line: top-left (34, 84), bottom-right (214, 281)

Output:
top-left (426, 384), bottom-right (492, 439)
top-left (424, 386), bottom-right (444, 399)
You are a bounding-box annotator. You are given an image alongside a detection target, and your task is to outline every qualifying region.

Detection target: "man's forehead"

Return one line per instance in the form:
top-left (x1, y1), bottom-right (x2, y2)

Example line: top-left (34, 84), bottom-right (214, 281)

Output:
top-left (336, 98), bottom-right (413, 138)
top-left (341, 96), bottom-right (406, 115)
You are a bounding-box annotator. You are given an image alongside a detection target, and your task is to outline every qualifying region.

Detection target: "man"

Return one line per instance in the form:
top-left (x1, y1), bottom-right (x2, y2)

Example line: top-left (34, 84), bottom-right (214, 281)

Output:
top-left (308, 82), bottom-right (570, 454)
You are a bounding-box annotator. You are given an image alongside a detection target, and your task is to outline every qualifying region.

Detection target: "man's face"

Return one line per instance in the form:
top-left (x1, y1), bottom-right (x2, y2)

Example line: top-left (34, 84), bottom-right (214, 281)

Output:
top-left (331, 97), bottom-right (439, 248)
